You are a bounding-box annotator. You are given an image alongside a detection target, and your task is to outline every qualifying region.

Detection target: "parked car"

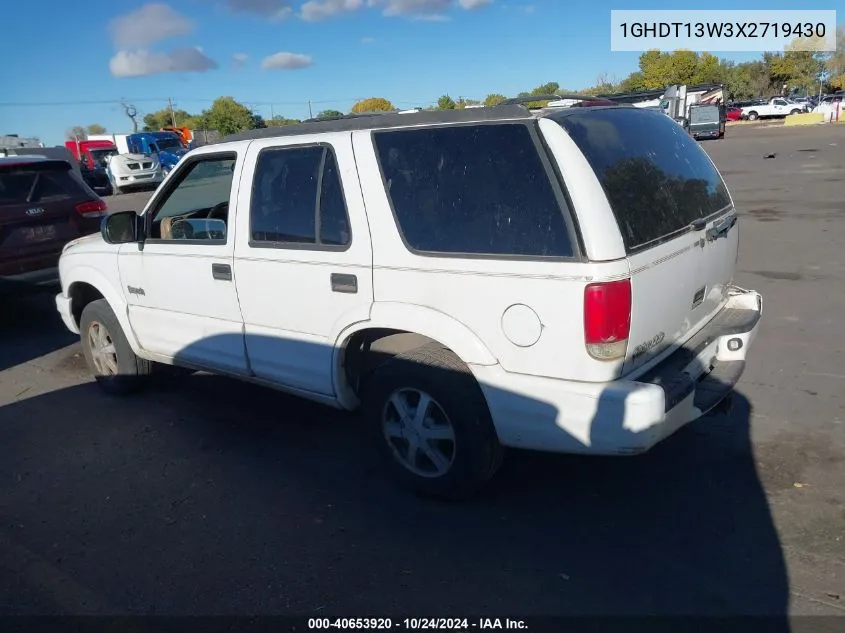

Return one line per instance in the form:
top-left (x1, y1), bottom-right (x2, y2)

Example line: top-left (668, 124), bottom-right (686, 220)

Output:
top-left (741, 97), bottom-right (806, 120)
top-left (1, 156), bottom-right (107, 295)
top-left (726, 106), bottom-right (743, 121)
top-left (104, 153), bottom-right (163, 195)
top-left (55, 106), bottom-right (762, 499)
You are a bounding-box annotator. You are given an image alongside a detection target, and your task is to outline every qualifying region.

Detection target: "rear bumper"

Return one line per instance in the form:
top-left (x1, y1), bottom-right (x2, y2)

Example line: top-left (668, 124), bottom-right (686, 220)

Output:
top-left (472, 286), bottom-right (762, 456)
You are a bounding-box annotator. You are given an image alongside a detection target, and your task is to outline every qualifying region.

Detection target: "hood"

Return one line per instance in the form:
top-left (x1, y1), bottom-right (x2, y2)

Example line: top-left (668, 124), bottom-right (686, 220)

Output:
top-left (62, 231), bottom-right (105, 254)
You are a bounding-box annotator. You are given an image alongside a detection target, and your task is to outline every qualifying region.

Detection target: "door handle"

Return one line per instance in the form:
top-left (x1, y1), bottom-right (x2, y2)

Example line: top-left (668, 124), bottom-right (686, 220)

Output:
top-left (212, 263), bottom-right (232, 281)
top-left (331, 273), bottom-right (357, 294)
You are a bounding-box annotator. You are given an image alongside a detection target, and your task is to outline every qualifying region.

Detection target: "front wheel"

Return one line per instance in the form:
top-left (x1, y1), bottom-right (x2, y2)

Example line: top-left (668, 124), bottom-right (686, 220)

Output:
top-left (747, 111), bottom-right (759, 121)
top-left (363, 343), bottom-right (503, 500)
top-left (79, 299), bottom-right (151, 395)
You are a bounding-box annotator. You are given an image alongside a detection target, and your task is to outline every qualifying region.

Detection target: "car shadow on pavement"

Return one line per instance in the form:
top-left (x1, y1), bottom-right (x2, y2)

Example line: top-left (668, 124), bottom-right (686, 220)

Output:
top-left (0, 290), bottom-right (76, 372)
top-left (0, 336), bottom-right (788, 626)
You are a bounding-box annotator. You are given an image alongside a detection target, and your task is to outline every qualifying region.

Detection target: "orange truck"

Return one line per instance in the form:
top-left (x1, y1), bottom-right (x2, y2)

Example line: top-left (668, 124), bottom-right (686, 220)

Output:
top-left (160, 127), bottom-right (192, 147)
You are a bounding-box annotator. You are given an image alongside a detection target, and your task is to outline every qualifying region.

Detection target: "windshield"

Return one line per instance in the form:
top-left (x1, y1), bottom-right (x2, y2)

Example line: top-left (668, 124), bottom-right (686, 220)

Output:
top-left (690, 106), bottom-right (720, 124)
top-left (90, 148), bottom-right (117, 166)
top-left (156, 138), bottom-right (182, 151)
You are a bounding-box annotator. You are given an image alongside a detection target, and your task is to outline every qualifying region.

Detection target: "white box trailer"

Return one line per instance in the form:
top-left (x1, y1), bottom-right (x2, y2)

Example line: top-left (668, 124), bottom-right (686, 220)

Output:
top-left (87, 134), bottom-right (130, 154)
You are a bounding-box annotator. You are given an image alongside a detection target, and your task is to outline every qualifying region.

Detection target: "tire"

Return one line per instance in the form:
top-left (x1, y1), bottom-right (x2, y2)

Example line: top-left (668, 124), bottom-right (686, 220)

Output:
top-left (79, 299), bottom-right (151, 395)
top-left (747, 111), bottom-right (759, 121)
top-left (790, 109), bottom-right (801, 115)
top-left (362, 342), bottom-right (503, 500)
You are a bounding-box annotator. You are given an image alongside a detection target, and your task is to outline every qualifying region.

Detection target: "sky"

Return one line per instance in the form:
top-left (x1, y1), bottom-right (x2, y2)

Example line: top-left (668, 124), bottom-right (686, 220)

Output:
top-left (0, 0), bottom-right (814, 145)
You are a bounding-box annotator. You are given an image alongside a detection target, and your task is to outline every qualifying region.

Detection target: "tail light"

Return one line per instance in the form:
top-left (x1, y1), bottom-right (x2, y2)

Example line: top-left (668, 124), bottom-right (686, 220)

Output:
top-left (584, 279), bottom-right (631, 361)
top-left (75, 199), bottom-right (108, 219)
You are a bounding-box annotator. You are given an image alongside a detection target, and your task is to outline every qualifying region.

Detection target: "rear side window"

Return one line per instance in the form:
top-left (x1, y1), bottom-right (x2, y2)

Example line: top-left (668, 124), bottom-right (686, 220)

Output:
top-left (551, 108), bottom-right (731, 253)
top-left (0, 167), bottom-right (81, 206)
top-left (373, 123), bottom-right (574, 258)
top-left (250, 145), bottom-right (351, 248)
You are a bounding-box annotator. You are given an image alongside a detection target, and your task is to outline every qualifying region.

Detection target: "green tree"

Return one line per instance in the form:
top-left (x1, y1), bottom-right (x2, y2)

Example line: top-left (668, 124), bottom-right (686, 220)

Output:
top-left (618, 71), bottom-right (647, 92)
top-left (350, 97), bottom-right (394, 113)
top-left (825, 25), bottom-right (845, 89)
top-left (199, 97), bottom-right (257, 136)
top-left (769, 49), bottom-right (824, 93)
top-left (266, 117), bottom-right (301, 126)
top-left (86, 123), bottom-right (106, 135)
top-left (142, 108), bottom-right (197, 131)
top-left (437, 94), bottom-right (456, 110)
top-left (316, 109), bottom-right (343, 119)
top-left (531, 81), bottom-right (560, 95)
top-left (455, 98), bottom-right (480, 109)
top-left (483, 93), bottom-right (507, 106)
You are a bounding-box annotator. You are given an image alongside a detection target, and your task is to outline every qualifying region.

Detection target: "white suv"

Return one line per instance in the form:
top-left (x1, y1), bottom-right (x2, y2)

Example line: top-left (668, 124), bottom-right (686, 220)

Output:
top-left (55, 105), bottom-right (762, 499)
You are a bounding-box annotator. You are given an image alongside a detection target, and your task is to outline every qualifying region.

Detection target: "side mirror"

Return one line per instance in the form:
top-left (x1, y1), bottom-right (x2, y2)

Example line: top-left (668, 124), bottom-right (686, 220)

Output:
top-left (101, 210), bottom-right (142, 245)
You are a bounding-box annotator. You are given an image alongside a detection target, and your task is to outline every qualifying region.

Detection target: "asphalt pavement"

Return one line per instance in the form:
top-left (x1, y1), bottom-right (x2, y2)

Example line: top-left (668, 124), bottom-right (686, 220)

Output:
top-left (1, 124), bottom-right (844, 618)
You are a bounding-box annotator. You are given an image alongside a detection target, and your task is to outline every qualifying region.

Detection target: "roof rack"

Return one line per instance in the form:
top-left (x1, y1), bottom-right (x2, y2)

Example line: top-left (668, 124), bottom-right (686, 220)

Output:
top-left (499, 94), bottom-right (574, 106)
top-left (214, 105), bottom-right (533, 144)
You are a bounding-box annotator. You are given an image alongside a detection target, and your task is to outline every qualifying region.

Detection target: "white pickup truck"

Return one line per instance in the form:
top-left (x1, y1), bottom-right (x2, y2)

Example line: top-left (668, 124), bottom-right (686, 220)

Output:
top-left (742, 98), bottom-right (806, 120)
top-left (55, 104), bottom-right (762, 499)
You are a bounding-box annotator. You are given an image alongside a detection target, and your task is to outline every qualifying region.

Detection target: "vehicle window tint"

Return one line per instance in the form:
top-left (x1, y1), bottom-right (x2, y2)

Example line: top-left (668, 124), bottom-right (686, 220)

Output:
top-left (152, 155), bottom-right (236, 241)
top-left (373, 123), bottom-right (573, 257)
top-left (250, 145), bottom-right (350, 248)
top-left (318, 150), bottom-right (351, 246)
top-left (690, 106), bottom-right (719, 124)
top-left (0, 168), bottom-right (78, 206)
top-left (551, 108), bottom-right (731, 252)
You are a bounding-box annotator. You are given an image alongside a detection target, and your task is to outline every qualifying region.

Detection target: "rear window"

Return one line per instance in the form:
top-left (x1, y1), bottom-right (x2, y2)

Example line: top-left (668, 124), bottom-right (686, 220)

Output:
top-left (551, 108), bottom-right (731, 252)
top-left (0, 165), bottom-right (83, 206)
top-left (373, 123), bottom-right (574, 258)
top-left (690, 106), bottom-right (720, 124)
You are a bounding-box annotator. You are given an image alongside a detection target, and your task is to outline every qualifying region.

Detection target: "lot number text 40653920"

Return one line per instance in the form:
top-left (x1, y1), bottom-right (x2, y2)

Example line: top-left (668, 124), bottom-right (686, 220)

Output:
top-left (307, 618), bottom-right (528, 630)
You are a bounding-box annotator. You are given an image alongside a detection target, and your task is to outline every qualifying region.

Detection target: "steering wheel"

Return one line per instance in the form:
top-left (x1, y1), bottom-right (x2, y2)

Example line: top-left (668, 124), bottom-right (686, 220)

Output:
top-left (207, 201), bottom-right (229, 222)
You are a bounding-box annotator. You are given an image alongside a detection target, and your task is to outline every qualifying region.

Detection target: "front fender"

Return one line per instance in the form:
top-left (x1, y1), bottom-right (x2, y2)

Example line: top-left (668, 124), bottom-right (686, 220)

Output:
top-left (63, 265), bottom-right (142, 356)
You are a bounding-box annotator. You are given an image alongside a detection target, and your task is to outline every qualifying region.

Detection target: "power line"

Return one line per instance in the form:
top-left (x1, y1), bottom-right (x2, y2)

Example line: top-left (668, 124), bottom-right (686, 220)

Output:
top-left (0, 96), bottom-right (437, 108)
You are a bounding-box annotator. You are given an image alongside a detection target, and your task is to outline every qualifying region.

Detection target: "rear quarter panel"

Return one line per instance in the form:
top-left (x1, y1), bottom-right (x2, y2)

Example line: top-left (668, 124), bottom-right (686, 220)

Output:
top-left (353, 128), bottom-right (630, 383)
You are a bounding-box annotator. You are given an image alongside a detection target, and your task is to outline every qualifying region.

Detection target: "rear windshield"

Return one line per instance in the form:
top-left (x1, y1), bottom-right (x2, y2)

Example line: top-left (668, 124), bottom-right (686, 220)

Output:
top-left (690, 106), bottom-right (720, 124)
top-left (373, 123), bottom-right (574, 258)
top-left (550, 108), bottom-right (731, 252)
top-left (0, 165), bottom-right (84, 206)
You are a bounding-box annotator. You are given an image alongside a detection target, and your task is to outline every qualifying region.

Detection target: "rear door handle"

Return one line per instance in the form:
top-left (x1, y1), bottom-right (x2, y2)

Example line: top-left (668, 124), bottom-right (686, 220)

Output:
top-left (331, 273), bottom-right (357, 294)
top-left (212, 263), bottom-right (232, 281)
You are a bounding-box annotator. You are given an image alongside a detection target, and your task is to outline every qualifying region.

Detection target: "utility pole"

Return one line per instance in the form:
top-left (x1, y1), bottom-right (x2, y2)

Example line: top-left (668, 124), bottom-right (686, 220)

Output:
top-left (270, 103), bottom-right (275, 120)
top-left (308, 100), bottom-right (313, 119)
top-left (167, 97), bottom-right (177, 127)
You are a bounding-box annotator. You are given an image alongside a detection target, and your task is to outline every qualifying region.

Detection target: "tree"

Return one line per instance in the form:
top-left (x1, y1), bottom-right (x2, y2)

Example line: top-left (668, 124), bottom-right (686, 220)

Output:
top-left (484, 93), bottom-right (507, 106)
top-left (769, 49), bottom-right (824, 94)
top-left (350, 97), bottom-right (394, 113)
top-left (143, 108), bottom-right (197, 131)
top-left (455, 98), bottom-right (480, 109)
top-left (531, 81), bottom-right (560, 95)
top-left (316, 109), bottom-right (343, 119)
top-left (86, 124), bottom-right (106, 135)
top-left (826, 25), bottom-right (845, 89)
top-left (437, 94), bottom-right (456, 110)
top-left (66, 126), bottom-right (86, 140)
top-left (266, 117), bottom-right (301, 127)
top-left (198, 97), bottom-right (257, 136)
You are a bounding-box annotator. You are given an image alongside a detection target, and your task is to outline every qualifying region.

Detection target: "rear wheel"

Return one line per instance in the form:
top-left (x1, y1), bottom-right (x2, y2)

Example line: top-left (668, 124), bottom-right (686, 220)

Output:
top-left (362, 343), bottom-right (503, 500)
top-left (79, 299), bottom-right (151, 395)
top-left (790, 109), bottom-right (801, 115)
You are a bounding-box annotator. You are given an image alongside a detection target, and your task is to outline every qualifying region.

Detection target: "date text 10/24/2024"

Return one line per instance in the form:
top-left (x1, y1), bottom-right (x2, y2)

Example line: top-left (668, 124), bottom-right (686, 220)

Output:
top-left (307, 618), bottom-right (528, 630)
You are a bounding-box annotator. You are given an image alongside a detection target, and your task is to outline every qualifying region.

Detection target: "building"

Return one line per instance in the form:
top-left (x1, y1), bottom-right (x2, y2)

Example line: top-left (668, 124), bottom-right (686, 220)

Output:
top-left (0, 134), bottom-right (44, 150)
